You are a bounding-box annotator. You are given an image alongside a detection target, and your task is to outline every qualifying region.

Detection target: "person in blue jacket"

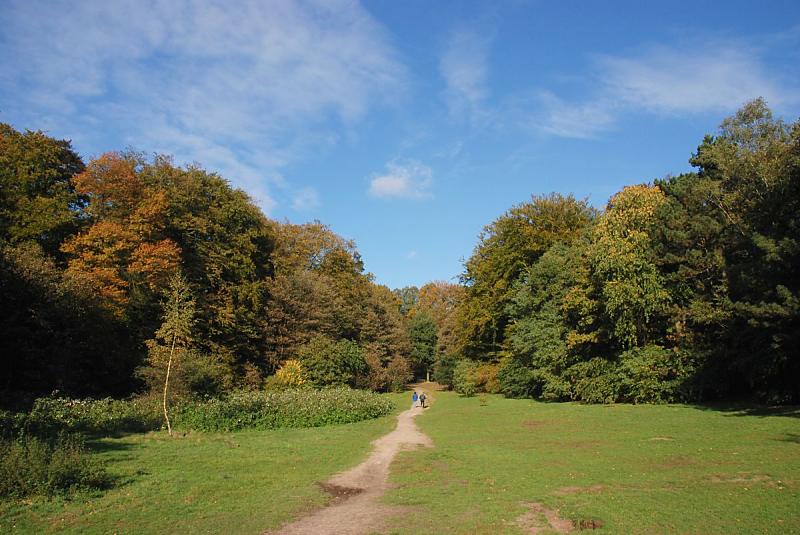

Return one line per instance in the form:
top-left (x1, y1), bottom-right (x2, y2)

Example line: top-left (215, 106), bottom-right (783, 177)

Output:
top-left (412, 391), bottom-right (418, 408)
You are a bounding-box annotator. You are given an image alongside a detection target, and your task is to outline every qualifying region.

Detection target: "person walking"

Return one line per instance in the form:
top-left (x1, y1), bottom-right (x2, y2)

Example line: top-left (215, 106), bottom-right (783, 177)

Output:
top-left (412, 391), bottom-right (418, 408)
top-left (419, 392), bottom-right (427, 408)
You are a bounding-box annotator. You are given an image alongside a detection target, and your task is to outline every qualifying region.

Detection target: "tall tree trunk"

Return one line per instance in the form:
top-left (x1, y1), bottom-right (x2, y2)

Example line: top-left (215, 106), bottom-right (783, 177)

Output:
top-left (163, 334), bottom-right (177, 437)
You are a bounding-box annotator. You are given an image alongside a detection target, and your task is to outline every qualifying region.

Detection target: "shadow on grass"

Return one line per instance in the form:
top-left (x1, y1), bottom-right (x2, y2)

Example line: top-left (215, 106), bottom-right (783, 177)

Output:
top-left (690, 403), bottom-right (800, 419)
top-left (84, 438), bottom-right (151, 490)
top-left (777, 433), bottom-right (800, 444)
top-left (85, 436), bottom-right (139, 454)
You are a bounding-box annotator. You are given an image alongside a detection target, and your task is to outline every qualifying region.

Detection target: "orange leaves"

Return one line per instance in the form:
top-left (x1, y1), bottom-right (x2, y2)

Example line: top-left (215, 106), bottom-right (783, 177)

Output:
top-left (62, 154), bottom-right (182, 317)
top-left (129, 239), bottom-right (181, 291)
top-left (72, 152), bottom-right (142, 219)
top-left (130, 189), bottom-right (170, 238)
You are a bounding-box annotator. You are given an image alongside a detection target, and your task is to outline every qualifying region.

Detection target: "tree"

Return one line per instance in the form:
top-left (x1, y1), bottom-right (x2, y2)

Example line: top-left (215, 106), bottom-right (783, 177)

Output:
top-left (0, 124), bottom-right (84, 257)
top-left (457, 193), bottom-right (595, 358)
top-left (0, 242), bottom-right (135, 406)
top-left (588, 185), bottom-right (671, 349)
top-left (144, 273), bottom-right (195, 436)
top-left (61, 153), bottom-right (182, 321)
top-left (408, 310), bottom-right (437, 380)
top-left (393, 286), bottom-right (419, 316)
top-left (688, 99), bottom-right (800, 401)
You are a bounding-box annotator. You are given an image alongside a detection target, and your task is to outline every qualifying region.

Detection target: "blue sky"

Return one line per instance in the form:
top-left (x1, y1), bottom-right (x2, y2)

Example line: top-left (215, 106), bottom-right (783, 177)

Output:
top-left (2, 1), bottom-right (799, 289)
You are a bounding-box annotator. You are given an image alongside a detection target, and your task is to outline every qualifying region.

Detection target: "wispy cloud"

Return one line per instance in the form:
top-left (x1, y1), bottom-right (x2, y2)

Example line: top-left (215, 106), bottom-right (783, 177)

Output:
top-left (533, 91), bottom-right (616, 139)
top-left (291, 187), bottom-right (321, 212)
top-left (533, 37), bottom-right (800, 139)
top-left (440, 28), bottom-right (492, 116)
top-left (407, 250), bottom-right (418, 259)
top-left (368, 160), bottom-right (433, 200)
top-left (597, 43), bottom-right (793, 113)
top-left (0, 0), bottom-right (404, 213)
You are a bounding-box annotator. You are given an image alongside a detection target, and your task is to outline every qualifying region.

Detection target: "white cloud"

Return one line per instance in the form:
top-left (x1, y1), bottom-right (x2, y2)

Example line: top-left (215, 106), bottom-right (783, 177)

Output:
top-left (440, 28), bottom-right (491, 115)
top-left (534, 91), bottom-right (616, 139)
top-left (368, 161), bottom-right (433, 200)
top-left (597, 43), bottom-right (792, 113)
top-left (291, 187), bottom-right (321, 211)
top-left (0, 0), bottom-right (404, 213)
top-left (533, 38), bottom-right (799, 139)
top-left (406, 250), bottom-right (417, 259)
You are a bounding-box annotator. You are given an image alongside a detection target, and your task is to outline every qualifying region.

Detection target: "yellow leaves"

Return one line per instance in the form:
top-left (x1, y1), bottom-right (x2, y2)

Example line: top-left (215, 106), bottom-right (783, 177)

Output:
top-left (416, 281), bottom-right (463, 325)
top-left (599, 185), bottom-right (666, 239)
top-left (275, 359), bottom-right (306, 386)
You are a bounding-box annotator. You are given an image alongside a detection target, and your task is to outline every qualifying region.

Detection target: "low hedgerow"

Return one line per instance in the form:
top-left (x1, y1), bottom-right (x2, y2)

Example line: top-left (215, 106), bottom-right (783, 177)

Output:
top-left (173, 387), bottom-right (395, 432)
top-left (0, 432), bottom-right (110, 498)
top-left (23, 396), bottom-right (163, 435)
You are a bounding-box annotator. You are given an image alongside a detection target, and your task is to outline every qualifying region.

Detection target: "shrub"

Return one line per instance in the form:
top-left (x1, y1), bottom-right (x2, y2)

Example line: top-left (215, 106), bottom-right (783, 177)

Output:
top-left (25, 396), bottom-right (162, 435)
top-left (568, 358), bottom-right (622, 404)
top-left (453, 360), bottom-right (478, 396)
top-left (0, 432), bottom-right (110, 498)
top-left (296, 337), bottom-right (367, 387)
top-left (265, 359), bottom-right (306, 391)
top-left (173, 387), bottom-right (395, 432)
top-left (498, 359), bottom-right (539, 398)
top-left (432, 353), bottom-right (458, 389)
top-left (616, 346), bottom-right (695, 403)
top-left (360, 347), bottom-right (413, 392)
top-left (385, 355), bottom-right (413, 392)
top-left (473, 363), bottom-right (501, 394)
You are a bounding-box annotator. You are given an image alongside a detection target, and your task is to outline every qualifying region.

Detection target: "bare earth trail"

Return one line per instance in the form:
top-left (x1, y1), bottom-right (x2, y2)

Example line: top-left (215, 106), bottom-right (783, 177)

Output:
top-left (266, 401), bottom-right (433, 535)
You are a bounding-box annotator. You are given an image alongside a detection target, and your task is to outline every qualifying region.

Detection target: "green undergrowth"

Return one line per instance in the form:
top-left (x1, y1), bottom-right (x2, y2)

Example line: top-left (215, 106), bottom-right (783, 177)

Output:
top-left (2, 386), bottom-right (395, 437)
top-left (0, 392), bottom-right (406, 534)
top-left (0, 387), bottom-right (396, 505)
top-left (384, 392), bottom-right (800, 534)
top-left (173, 387), bottom-right (396, 431)
top-left (0, 432), bottom-right (110, 498)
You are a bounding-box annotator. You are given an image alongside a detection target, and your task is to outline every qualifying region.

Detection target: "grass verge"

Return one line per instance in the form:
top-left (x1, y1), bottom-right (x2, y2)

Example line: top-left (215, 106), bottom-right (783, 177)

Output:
top-left (0, 393), bottom-right (405, 534)
top-left (384, 392), bottom-right (800, 534)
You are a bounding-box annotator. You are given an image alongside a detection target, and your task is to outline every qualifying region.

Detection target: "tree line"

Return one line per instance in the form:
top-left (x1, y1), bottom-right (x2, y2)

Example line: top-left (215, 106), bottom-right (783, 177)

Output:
top-left (0, 131), bottom-right (432, 407)
top-left (424, 99), bottom-right (798, 404)
top-left (1, 98), bottom-right (797, 406)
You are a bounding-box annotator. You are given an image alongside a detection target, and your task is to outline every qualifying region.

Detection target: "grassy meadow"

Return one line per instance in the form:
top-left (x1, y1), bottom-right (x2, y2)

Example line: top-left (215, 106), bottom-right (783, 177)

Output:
top-left (2, 390), bottom-right (799, 534)
top-left (0, 393), bottom-right (406, 534)
top-left (385, 391), bottom-right (800, 534)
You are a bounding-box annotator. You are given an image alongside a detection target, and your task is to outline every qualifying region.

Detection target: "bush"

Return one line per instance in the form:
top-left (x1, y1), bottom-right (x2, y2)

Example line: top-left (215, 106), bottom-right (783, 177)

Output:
top-left (473, 363), bottom-right (501, 394)
top-left (0, 432), bottom-right (110, 498)
top-left (265, 359), bottom-right (307, 391)
top-left (23, 396), bottom-right (162, 435)
top-left (360, 347), bottom-right (413, 392)
top-left (453, 360), bottom-right (478, 396)
top-left (498, 359), bottom-right (539, 398)
top-left (173, 387), bottom-right (395, 432)
top-left (432, 353), bottom-right (458, 389)
top-left (568, 358), bottom-right (622, 404)
top-left (385, 355), bottom-right (413, 392)
top-left (296, 337), bottom-right (367, 387)
top-left (616, 346), bottom-right (695, 403)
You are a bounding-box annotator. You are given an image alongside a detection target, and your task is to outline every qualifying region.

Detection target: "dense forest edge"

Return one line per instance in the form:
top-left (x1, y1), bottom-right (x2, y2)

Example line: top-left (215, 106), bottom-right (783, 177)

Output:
top-left (1, 98), bottom-right (798, 412)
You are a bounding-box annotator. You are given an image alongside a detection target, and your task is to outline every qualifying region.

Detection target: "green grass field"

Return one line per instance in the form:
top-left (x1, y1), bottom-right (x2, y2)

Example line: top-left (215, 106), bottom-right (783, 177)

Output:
top-left (0, 393), bottom-right (405, 534)
top-left (2, 391), bottom-right (798, 534)
top-left (384, 391), bottom-right (800, 534)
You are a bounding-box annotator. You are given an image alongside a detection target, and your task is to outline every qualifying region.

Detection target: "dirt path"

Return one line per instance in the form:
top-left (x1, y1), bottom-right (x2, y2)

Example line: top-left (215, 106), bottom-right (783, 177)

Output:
top-left (266, 402), bottom-right (433, 535)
